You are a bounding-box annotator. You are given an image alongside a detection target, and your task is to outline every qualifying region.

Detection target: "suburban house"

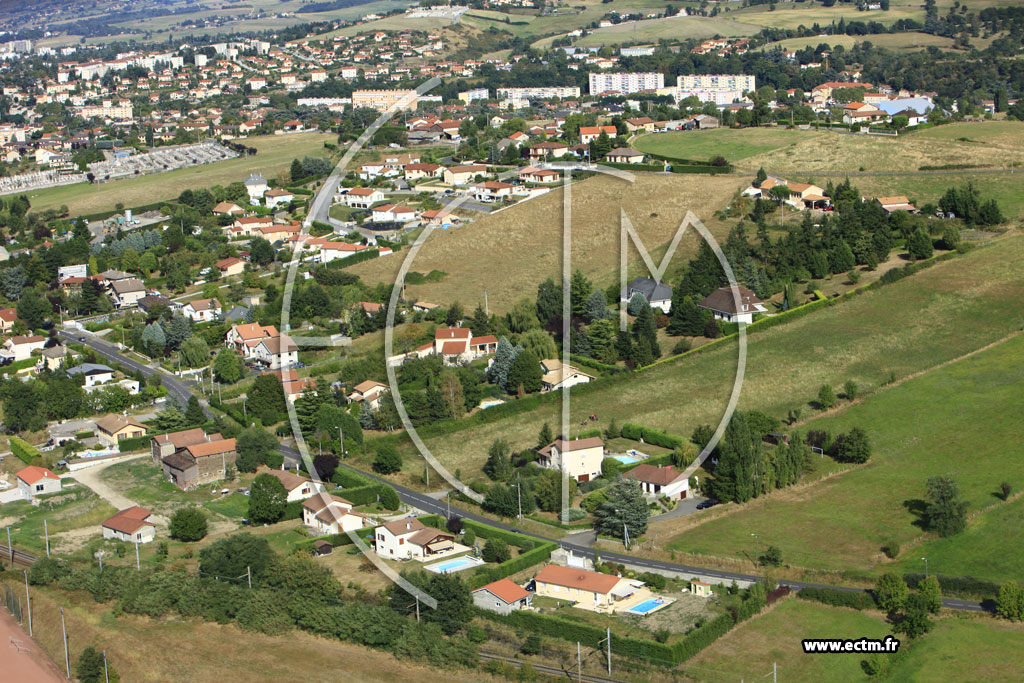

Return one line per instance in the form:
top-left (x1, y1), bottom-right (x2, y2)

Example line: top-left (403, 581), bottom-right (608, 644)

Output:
top-left (66, 363), bottom-right (114, 387)
top-left (101, 506), bottom-right (156, 544)
top-left (251, 333), bottom-right (298, 369)
top-left (472, 578), bottom-right (533, 615)
top-left (95, 414), bottom-right (148, 448)
top-left (387, 327), bottom-right (498, 366)
top-left (624, 116), bottom-right (656, 133)
top-left (230, 215), bottom-right (273, 236)
top-left (319, 241), bottom-right (373, 263)
top-left (161, 437), bottom-right (237, 490)
top-left (264, 188), bottom-right (294, 208)
top-left (403, 163), bottom-right (443, 181)
top-left (182, 298), bottom-right (222, 323)
top-left (472, 181), bottom-right (514, 202)
top-left (371, 204), bottom-right (417, 223)
top-left (578, 125), bottom-right (617, 144)
top-left (225, 322), bottom-right (279, 358)
top-left (269, 369), bottom-right (313, 403)
top-left (532, 565), bottom-right (641, 612)
top-left (266, 469), bottom-right (322, 503)
top-left (528, 142), bottom-right (570, 162)
top-left (150, 427), bottom-right (220, 466)
top-left (624, 464), bottom-right (690, 500)
top-left (621, 276), bottom-right (673, 313)
top-left (421, 210), bottom-right (459, 227)
top-left (699, 285), bottom-right (768, 325)
top-left (109, 278), bottom-right (147, 308)
top-left (244, 173), bottom-right (268, 203)
top-left (842, 102), bottom-right (888, 125)
top-left (783, 182), bottom-right (830, 210)
top-left (443, 164), bottom-right (487, 186)
top-left (374, 517), bottom-right (455, 560)
top-left (212, 201), bottom-right (245, 216)
top-left (343, 187), bottom-right (385, 208)
top-left (214, 257), bottom-right (245, 278)
top-left (347, 380), bottom-right (390, 410)
top-left (302, 492), bottom-right (364, 534)
top-left (16, 466), bottom-right (62, 500)
top-left (537, 437), bottom-right (605, 482)
top-left (0, 307), bottom-right (17, 334)
top-left (2, 335), bottom-right (46, 362)
top-left (539, 359), bottom-right (594, 392)
top-left (37, 345), bottom-right (68, 372)
top-left (519, 167), bottom-right (560, 184)
top-left (874, 195), bottom-right (917, 213)
top-left (605, 148), bottom-right (646, 164)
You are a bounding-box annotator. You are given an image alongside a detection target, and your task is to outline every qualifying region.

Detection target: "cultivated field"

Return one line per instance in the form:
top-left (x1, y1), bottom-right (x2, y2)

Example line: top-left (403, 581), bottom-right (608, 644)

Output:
top-left (26, 132), bottom-right (334, 215)
top-left (412, 233), bottom-right (1024, 482)
top-left (634, 128), bottom-right (810, 163)
top-left (760, 32), bottom-right (957, 54)
top-left (461, 0), bottom-right (670, 41)
top-left (348, 173), bottom-right (746, 314)
top-left (732, 2), bottom-right (925, 30)
top-left (886, 615), bottom-right (1024, 680)
top-left (664, 329), bottom-right (1024, 576)
top-left (532, 15), bottom-right (761, 50)
top-left (9, 581), bottom-right (486, 683)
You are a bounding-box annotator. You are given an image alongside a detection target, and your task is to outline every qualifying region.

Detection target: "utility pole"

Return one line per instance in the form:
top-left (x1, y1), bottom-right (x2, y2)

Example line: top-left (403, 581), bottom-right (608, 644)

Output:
top-left (339, 424), bottom-right (344, 457)
top-left (7, 526), bottom-right (12, 564)
top-left (23, 570), bottom-right (32, 637)
top-left (577, 642), bottom-right (581, 683)
top-left (484, 290), bottom-right (489, 316)
top-left (516, 480), bottom-right (522, 520)
top-left (135, 542), bottom-right (140, 570)
top-left (247, 566), bottom-right (252, 589)
top-left (773, 661), bottom-right (777, 683)
top-left (104, 651), bottom-right (110, 683)
top-left (415, 596), bottom-right (420, 622)
top-left (752, 533), bottom-right (759, 565)
top-left (606, 627), bottom-right (612, 675)
top-left (98, 550), bottom-right (103, 571)
top-left (44, 520), bottom-right (50, 557)
top-left (61, 607), bottom-right (70, 677)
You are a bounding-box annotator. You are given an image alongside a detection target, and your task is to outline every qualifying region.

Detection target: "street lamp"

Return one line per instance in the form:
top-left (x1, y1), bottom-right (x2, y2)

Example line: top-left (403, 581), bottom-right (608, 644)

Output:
top-left (615, 509), bottom-right (630, 550)
top-left (751, 533), bottom-right (759, 565)
top-left (921, 557), bottom-right (928, 577)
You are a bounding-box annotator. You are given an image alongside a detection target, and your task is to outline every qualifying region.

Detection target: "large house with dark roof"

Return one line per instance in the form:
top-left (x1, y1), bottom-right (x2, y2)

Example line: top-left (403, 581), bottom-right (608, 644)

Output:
top-left (374, 516), bottom-right (455, 559)
top-left (621, 276), bottom-right (673, 313)
top-left (698, 285), bottom-right (768, 325)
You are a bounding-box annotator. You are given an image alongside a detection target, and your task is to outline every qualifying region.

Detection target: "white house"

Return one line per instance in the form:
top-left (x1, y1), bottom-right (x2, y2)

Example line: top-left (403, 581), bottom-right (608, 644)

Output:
top-left (17, 466), bottom-right (62, 500)
top-left (3, 335), bottom-right (47, 362)
top-left (343, 187), bottom-right (385, 208)
top-left (182, 298), bottom-right (222, 323)
top-left (101, 506), bottom-right (156, 544)
top-left (621, 276), bottom-right (673, 313)
top-left (225, 322), bottom-right (279, 358)
top-left (347, 380), bottom-right (389, 410)
top-left (66, 363), bottom-right (115, 387)
top-left (251, 333), bottom-right (298, 370)
top-left (624, 464), bottom-right (690, 500)
top-left (374, 517), bottom-right (455, 560)
top-left (302, 492), bottom-right (364, 534)
top-left (371, 204), bottom-right (417, 223)
top-left (537, 437), bottom-right (605, 483)
top-left (264, 188), bottom-right (294, 209)
top-left (539, 359), bottom-right (594, 392)
top-left (244, 173), bottom-right (268, 203)
top-left (266, 469), bottom-right (322, 502)
top-left (699, 285), bottom-right (767, 325)
top-left (109, 278), bottom-right (147, 308)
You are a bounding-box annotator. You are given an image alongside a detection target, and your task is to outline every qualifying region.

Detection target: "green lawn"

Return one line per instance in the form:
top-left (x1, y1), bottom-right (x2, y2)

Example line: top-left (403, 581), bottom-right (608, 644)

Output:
top-left (532, 14), bottom-right (760, 50)
top-left (840, 170), bottom-right (1024, 220)
top-left (417, 234), bottom-right (1024, 482)
top-left (687, 598), bottom-right (891, 682)
top-left (667, 330), bottom-right (1024, 577)
top-left (734, 3), bottom-right (925, 30)
top-left (634, 128), bottom-right (814, 163)
top-left (887, 616), bottom-right (1024, 681)
top-left (101, 460), bottom-right (253, 520)
top-left (26, 132), bottom-right (334, 215)
top-left (760, 32), bottom-right (956, 54)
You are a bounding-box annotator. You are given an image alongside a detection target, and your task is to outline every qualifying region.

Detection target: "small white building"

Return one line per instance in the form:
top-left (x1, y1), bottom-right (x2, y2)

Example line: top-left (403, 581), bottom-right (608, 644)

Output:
top-left (374, 517), bottom-right (455, 560)
top-left (101, 506), bottom-right (156, 544)
top-left (539, 359), bottom-right (594, 392)
top-left (66, 362), bottom-right (114, 387)
top-left (17, 466), bottom-right (62, 500)
top-left (182, 298), bottom-right (222, 323)
top-left (472, 578), bottom-right (533, 615)
top-left (302, 492), bottom-right (364, 534)
top-left (624, 464), bottom-right (690, 500)
top-left (265, 469), bottom-right (322, 503)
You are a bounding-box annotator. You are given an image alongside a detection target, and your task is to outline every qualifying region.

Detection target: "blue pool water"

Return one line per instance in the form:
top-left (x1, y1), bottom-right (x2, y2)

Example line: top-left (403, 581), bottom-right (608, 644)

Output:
top-left (426, 557), bottom-right (479, 573)
top-left (627, 599), bottom-right (666, 614)
top-left (613, 455), bottom-right (639, 465)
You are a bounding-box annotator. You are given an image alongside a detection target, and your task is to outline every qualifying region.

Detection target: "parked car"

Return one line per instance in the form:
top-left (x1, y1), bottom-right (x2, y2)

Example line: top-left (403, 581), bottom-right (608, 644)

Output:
top-left (696, 499), bottom-right (718, 510)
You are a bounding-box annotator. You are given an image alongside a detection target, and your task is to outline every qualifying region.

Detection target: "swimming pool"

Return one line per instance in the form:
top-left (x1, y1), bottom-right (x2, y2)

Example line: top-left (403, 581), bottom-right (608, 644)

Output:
top-left (626, 598), bottom-right (670, 615)
top-left (425, 556), bottom-right (484, 574)
top-left (612, 455), bottom-right (639, 465)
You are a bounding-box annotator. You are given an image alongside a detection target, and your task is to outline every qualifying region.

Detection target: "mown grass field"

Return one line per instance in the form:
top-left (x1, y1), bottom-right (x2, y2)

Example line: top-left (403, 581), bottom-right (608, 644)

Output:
top-left (26, 132), bottom-right (334, 215)
top-left (834, 170), bottom-right (1024, 220)
top-left (9, 580), bottom-right (486, 683)
top-left (462, 0), bottom-right (669, 41)
top-left (664, 329), bottom-right (1024, 577)
top-left (410, 234), bottom-right (1024, 485)
top-left (686, 598), bottom-right (891, 681)
top-left (531, 14), bottom-right (761, 50)
top-left (887, 615), bottom-right (1024, 680)
top-left (634, 128), bottom-right (811, 163)
top-left (348, 172), bottom-right (747, 314)
top-left (733, 2), bottom-right (925, 30)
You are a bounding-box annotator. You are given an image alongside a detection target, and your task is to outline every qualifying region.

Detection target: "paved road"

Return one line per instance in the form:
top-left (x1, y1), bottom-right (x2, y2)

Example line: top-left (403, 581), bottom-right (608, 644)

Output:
top-left (67, 338), bottom-right (988, 613)
top-left (650, 494), bottom-right (709, 521)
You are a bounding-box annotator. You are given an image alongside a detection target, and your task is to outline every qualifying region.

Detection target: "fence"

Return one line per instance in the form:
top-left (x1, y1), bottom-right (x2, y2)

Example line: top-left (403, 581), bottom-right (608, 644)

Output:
top-left (3, 583), bottom-right (24, 624)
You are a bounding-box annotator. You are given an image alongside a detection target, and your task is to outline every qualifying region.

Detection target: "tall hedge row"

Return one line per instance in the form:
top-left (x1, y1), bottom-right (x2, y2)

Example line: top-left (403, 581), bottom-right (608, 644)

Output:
top-left (9, 436), bottom-right (40, 465)
top-left (619, 423), bottom-right (685, 450)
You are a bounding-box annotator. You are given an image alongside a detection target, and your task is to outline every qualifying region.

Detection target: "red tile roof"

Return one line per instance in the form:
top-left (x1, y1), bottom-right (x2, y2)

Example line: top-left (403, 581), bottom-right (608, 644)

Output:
top-left (102, 506), bottom-right (154, 535)
top-left (474, 578), bottom-right (531, 604)
top-left (534, 565), bottom-right (622, 595)
top-left (17, 466), bottom-right (59, 485)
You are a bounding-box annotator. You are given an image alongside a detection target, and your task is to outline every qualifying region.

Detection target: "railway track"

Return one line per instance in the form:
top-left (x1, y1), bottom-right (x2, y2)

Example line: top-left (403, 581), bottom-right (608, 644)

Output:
top-left (0, 545), bottom-right (35, 570)
top-left (479, 651), bottom-right (624, 683)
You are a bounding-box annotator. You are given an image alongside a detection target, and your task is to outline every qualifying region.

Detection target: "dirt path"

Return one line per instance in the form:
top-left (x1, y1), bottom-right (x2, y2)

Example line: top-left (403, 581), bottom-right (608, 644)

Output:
top-left (0, 608), bottom-right (67, 683)
top-left (67, 454), bottom-right (163, 520)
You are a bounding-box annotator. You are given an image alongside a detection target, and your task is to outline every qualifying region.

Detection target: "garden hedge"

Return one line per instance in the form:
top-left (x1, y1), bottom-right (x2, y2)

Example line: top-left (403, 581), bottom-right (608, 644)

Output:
top-left (9, 436), bottom-right (40, 465)
top-left (619, 423), bottom-right (685, 450)
top-left (796, 586), bottom-right (876, 610)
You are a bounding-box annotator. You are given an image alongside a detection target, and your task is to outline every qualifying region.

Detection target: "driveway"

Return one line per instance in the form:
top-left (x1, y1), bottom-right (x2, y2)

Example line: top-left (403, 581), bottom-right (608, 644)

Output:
top-left (68, 453), bottom-right (157, 515)
top-left (650, 494), bottom-right (711, 521)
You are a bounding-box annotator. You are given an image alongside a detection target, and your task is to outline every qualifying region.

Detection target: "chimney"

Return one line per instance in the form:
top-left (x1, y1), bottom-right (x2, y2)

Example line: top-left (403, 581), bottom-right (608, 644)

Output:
top-left (406, 521), bottom-right (411, 531)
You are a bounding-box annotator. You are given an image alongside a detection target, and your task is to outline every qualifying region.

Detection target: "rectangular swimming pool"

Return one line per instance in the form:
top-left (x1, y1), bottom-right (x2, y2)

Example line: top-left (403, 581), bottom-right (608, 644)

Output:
top-left (612, 455), bottom-right (639, 465)
top-left (626, 598), bottom-right (668, 615)
top-left (425, 556), bottom-right (484, 574)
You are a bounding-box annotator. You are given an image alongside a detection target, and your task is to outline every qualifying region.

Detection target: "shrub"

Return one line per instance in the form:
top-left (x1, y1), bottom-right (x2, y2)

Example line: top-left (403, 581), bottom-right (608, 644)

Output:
top-left (372, 445), bottom-right (402, 474)
top-left (881, 540), bottom-right (900, 559)
top-left (169, 506), bottom-right (208, 542)
top-left (521, 633), bottom-right (542, 655)
top-left (482, 538), bottom-right (511, 563)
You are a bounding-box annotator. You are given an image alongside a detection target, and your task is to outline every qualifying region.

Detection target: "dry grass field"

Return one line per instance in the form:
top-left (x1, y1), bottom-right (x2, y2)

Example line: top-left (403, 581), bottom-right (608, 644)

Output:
top-left (532, 14), bottom-right (761, 50)
top-left (760, 32), bottom-right (958, 53)
top-left (410, 233), bottom-right (1024, 481)
top-left (11, 581), bottom-right (488, 683)
top-left (348, 173), bottom-right (746, 314)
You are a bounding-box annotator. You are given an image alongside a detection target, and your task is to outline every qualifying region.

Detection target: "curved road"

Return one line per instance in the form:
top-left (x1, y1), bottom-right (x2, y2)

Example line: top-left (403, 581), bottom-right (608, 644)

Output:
top-left (67, 330), bottom-right (985, 614)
